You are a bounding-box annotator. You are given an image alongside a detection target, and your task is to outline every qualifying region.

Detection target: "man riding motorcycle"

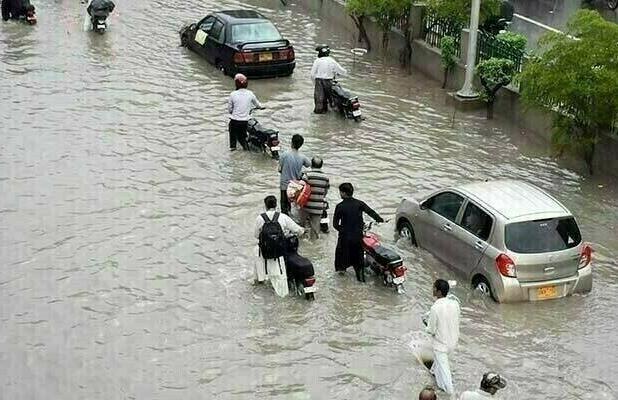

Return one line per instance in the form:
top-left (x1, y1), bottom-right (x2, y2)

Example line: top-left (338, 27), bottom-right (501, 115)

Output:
top-left (2, 0), bottom-right (34, 22)
top-left (86, 0), bottom-right (115, 20)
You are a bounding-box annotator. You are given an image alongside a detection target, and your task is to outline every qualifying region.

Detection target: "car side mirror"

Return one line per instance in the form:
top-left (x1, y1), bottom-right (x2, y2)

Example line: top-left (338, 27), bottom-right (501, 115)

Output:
top-left (420, 201), bottom-right (429, 210)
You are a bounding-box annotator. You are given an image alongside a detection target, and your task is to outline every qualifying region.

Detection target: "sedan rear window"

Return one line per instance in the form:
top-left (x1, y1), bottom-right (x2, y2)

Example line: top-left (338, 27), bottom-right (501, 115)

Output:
top-left (231, 22), bottom-right (283, 43)
top-left (505, 217), bottom-right (582, 254)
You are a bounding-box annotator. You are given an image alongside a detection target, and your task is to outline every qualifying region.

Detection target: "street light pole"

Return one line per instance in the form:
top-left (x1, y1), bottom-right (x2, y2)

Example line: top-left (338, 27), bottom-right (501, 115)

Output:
top-left (457, 0), bottom-right (481, 98)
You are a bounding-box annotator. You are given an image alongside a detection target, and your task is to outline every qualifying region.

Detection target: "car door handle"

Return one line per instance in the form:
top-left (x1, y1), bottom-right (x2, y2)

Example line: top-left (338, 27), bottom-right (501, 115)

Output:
top-left (475, 241), bottom-right (485, 251)
top-left (442, 224), bottom-right (452, 232)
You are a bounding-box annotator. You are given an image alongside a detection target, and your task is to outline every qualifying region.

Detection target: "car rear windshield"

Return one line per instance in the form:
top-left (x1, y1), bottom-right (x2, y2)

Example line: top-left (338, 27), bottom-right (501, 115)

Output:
top-left (231, 22), bottom-right (282, 44)
top-left (505, 217), bottom-right (582, 254)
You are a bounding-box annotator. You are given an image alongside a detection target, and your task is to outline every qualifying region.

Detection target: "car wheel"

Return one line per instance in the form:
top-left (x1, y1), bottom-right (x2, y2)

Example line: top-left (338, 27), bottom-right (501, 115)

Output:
top-left (397, 220), bottom-right (417, 246)
top-left (215, 60), bottom-right (227, 76)
top-left (474, 276), bottom-right (497, 302)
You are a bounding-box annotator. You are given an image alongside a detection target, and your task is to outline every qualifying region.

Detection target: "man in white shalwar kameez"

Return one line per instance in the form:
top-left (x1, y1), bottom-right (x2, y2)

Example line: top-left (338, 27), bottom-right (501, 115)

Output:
top-left (254, 195), bottom-right (305, 297)
top-left (423, 279), bottom-right (460, 395)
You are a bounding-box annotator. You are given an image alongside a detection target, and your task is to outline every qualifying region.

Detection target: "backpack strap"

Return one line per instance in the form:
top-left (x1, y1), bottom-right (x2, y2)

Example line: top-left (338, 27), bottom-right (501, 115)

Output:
top-left (261, 213), bottom-right (271, 223)
top-left (272, 212), bottom-right (280, 223)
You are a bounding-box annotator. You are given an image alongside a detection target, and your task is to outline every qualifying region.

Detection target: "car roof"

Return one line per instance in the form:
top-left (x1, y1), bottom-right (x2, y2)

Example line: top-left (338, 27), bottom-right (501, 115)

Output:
top-left (214, 10), bottom-right (268, 24)
top-left (455, 180), bottom-right (571, 221)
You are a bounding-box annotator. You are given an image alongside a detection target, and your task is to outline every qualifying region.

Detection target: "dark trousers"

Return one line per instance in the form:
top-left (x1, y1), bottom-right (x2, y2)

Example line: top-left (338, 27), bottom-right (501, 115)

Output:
top-left (280, 190), bottom-right (291, 215)
top-left (313, 78), bottom-right (333, 114)
top-left (229, 119), bottom-right (248, 150)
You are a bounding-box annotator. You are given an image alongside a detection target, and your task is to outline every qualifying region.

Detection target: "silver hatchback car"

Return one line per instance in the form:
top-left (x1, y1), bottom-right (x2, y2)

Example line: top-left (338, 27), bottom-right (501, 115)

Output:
top-left (395, 180), bottom-right (593, 303)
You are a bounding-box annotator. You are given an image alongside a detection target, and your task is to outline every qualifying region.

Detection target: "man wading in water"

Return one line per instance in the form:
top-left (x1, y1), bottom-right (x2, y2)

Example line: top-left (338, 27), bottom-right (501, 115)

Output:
top-left (227, 73), bottom-right (263, 151)
top-left (310, 45), bottom-right (346, 114)
top-left (333, 183), bottom-right (383, 282)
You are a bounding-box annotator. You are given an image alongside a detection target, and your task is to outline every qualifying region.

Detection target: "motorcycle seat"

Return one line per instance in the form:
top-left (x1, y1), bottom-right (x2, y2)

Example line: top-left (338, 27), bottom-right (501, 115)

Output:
top-left (285, 253), bottom-right (314, 280)
top-left (331, 85), bottom-right (351, 99)
top-left (366, 244), bottom-right (403, 267)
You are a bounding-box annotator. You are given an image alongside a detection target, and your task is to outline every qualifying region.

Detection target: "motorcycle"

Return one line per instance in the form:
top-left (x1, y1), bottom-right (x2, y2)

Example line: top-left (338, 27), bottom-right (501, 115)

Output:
top-left (331, 78), bottom-right (362, 122)
top-left (91, 15), bottom-right (108, 33)
top-left (246, 114), bottom-right (280, 160)
top-left (362, 222), bottom-right (407, 294)
top-left (23, 5), bottom-right (36, 25)
top-left (86, 0), bottom-right (115, 34)
top-left (284, 236), bottom-right (317, 300)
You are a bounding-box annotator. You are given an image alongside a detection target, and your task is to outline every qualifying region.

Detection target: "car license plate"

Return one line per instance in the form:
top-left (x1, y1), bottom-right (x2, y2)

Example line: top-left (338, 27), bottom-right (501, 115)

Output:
top-left (537, 286), bottom-right (557, 300)
top-left (270, 146), bottom-right (280, 151)
top-left (393, 276), bottom-right (405, 285)
top-left (97, 24), bottom-right (106, 29)
top-left (352, 110), bottom-right (362, 117)
top-left (259, 53), bottom-right (273, 62)
top-left (304, 286), bottom-right (317, 294)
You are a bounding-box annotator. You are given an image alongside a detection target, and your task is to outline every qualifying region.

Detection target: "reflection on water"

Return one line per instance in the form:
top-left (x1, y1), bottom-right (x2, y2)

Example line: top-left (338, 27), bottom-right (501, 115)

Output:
top-left (1, 0), bottom-right (617, 399)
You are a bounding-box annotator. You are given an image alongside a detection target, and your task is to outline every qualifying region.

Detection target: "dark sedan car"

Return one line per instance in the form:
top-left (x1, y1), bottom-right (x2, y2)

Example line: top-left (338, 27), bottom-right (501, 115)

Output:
top-left (180, 10), bottom-right (295, 78)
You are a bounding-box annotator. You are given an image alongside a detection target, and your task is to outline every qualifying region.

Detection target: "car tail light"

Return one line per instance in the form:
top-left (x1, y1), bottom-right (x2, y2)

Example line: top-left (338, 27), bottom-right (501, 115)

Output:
top-left (496, 254), bottom-right (516, 277)
top-left (233, 52), bottom-right (245, 64)
top-left (304, 277), bottom-right (316, 286)
top-left (393, 266), bottom-right (406, 278)
top-left (579, 243), bottom-right (592, 269)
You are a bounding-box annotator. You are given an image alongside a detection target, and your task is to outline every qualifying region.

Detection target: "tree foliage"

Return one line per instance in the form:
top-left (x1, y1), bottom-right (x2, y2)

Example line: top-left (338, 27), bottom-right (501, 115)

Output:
top-left (519, 10), bottom-right (618, 174)
top-left (440, 36), bottom-right (458, 88)
top-left (476, 58), bottom-right (516, 119)
top-left (496, 31), bottom-right (527, 53)
top-left (347, 0), bottom-right (412, 52)
top-left (426, 0), bottom-right (501, 26)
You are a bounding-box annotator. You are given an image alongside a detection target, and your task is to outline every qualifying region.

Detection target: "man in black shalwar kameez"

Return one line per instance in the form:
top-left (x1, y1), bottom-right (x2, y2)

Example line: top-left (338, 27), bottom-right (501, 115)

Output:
top-left (333, 182), bottom-right (384, 282)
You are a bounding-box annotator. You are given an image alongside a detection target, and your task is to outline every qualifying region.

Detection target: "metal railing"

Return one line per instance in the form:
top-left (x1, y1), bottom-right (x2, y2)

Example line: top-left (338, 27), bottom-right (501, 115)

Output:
top-left (476, 31), bottom-right (526, 72)
top-left (422, 13), bottom-right (463, 57)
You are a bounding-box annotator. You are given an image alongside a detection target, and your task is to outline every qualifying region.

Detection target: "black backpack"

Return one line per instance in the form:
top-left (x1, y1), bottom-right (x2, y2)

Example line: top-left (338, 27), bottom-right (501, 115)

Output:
top-left (259, 212), bottom-right (285, 260)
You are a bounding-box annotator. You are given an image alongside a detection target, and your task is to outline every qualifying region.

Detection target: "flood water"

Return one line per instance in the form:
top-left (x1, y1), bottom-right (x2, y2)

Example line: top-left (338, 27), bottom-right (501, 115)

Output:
top-left (1, 0), bottom-right (618, 399)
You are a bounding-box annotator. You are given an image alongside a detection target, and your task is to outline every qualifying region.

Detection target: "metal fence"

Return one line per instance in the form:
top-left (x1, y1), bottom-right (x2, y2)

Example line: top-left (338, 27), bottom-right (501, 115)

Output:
top-left (476, 31), bottom-right (526, 72)
top-left (422, 13), bottom-right (463, 57)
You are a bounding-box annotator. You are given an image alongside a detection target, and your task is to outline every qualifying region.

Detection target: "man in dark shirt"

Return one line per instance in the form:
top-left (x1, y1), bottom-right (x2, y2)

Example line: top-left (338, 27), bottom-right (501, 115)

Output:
top-left (333, 182), bottom-right (383, 282)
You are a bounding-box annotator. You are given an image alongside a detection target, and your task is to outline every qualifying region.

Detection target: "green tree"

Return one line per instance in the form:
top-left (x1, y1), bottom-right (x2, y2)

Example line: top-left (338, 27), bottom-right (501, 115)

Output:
top-left (373, 0), bottom-right (411, 50)
top-left (440, 36), bottom-right (458, 88)
top-left (476, 58), bottom-right (516, 119)
top-left (495, 31), bottom-right (527, 53)
top-left (346, 0), bottom-right (375, 52)
top-left (426, 0), bottom-right (501, 26)
top-left (519, 10), bottom-right (618, 174)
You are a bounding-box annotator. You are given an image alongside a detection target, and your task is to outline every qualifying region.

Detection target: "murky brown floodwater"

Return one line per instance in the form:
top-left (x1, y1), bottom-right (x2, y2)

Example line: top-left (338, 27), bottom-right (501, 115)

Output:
top-left (1, 0), bottom-right (617, 399)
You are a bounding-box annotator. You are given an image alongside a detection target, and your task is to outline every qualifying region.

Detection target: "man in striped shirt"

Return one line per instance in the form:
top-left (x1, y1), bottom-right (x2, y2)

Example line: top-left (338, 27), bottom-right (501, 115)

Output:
top-left (301, 157), bottom-right (330, 239)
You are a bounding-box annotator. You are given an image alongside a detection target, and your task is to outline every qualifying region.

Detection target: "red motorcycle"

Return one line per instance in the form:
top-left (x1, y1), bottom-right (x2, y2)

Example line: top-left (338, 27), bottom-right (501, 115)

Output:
top-left (362, 222), bottom-right (407, 294)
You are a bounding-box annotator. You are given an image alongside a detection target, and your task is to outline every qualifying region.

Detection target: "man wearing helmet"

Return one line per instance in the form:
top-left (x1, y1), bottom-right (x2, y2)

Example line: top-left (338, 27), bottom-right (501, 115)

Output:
top-left (227, 73), bottom-right (263, 151)
top-left (459, 372), bottom-right (507, 399)
top-left (310, 45), bottom-right (347, 114)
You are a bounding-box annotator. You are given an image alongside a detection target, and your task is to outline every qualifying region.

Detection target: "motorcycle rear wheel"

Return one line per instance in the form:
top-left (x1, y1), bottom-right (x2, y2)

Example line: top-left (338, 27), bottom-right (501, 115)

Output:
top-left (271, 150), bottom-right (279, 160)
top-left (395, 284), bottom-right (405, 294)
top-left (305, 292), bottom-right (315, 301)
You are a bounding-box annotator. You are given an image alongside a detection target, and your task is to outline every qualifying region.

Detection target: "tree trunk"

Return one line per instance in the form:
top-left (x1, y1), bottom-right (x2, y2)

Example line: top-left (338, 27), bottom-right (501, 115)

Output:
top-left (400, 16), bottom-right (413, 73)
top-left (382, 31), bottom-right (389, 52)
top-left (584, 140), bottom-right (595, 175)
top-left (486, 100), bottom-right (494, 119)
top-left (442, 68), bottom-right (448, 89)
top-left (351, 15), bottom-right (371, 52)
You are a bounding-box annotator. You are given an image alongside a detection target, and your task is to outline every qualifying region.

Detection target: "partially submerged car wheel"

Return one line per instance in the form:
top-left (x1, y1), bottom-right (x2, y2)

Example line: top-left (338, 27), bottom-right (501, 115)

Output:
top-left (215, 60), bottom-right (227, 76)
top-left (473, 275), bottom-right (496, 302)
top-left (397, 220), bottom-right (417, 246)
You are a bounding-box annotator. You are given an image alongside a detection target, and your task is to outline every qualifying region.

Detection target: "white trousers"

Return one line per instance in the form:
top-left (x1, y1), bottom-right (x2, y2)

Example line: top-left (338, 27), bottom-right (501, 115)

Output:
top-left (431, 350), bottom-right (454, 395)
top-left (253, 246), bottom-right (289, 297)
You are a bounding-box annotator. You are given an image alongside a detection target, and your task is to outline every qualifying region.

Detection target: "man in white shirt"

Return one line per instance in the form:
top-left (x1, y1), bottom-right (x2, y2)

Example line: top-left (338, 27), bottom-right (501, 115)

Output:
top-left (310, 45), bottom-right (346, 114)
top-left (254, 195), bottom-right (305, 297)
top-left (425, 279), bottom-right (460, 395)
top-left (459, 372), bottom-right (507, 399)
top-left (227, 73), bottom-right (263, 151)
